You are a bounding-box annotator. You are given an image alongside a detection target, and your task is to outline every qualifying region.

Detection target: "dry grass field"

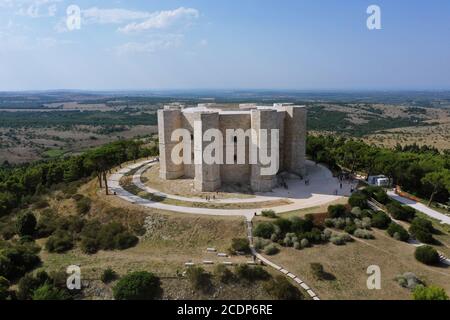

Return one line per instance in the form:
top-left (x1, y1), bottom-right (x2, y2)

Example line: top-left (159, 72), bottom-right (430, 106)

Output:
top-left (0, 125), bottom-right (157, 164)
top-left (34, 175), bottom-right (287, 300)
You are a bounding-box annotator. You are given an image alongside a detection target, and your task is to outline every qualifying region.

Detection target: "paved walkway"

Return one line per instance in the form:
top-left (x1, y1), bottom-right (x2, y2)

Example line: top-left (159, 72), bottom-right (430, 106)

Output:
top-left (387, 191), bottom-right (450, 225)
top-left (109, 159), bottom-right (352, 221)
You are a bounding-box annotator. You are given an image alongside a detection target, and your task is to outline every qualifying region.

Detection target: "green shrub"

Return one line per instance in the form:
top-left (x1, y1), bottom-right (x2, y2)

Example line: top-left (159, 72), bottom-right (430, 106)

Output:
top-left (327, 204), bottom-right (347, 218)
top-left (264, 275), bottom-right (303, 300)
top-left (300, 238), bottom-right (310, 248)
top-left (16, 212), bottom-right (37, 236)
top-left (310, 263), bottom-right (325, 280)
top-left (17, 271), bottom-right (50, 300)
top-left (214, 264), bottom-right (235, 284)
top-left (354, 229), bottom-right (374, 239)
top-left (373, 190), bottom-right (389, 204)
top-left (253, 222), bottom-right (275, 239)
top-left (289, 216), bottom-right (313, 234)
top-left (76, 197), bottom-right (91, 215)
top-left (101, 268), bottom-right (118, 284)
top-left (80, 221), bottom-right (138, 252)
top-left (185, 267), bottom-right (212, 292)
top-left (80, 237), bottom-right (100, 254)
top-left (230, 238), bottom-right (250, 254)
top-left (387, 202), bottom-right (415, 221)
top-left (0, 243), bottom-right (41, 280)
top-left (235, 265), bottom-right (270, 282)
top-left (349, 192), bottom-right (368, 209)
top-left (409, 217), bottom-right (435, 244)
top-left (413, 285), bottom-right (449, 300)
top-left (114, 232), bottom-right (139, 250)
top-left (0, 276), bottom-right (10, 300)
top-left (273, 218), bottom-right (292, 235)
top-left (45, 230), bottom-right (73, 253)
top-left (264, 244), bottom-right (279, 255)
top-left (387, 222), bottom-right (409, 241)
top-left (414, 246), bottom-right (440, 265)
top-left (371, 211), bottom-right (391, 229)
top-left (261, 210), bottom-right (277, 218)
top-left (113, 271), bottom-right (162, 300)
top-left (32, 283), bottom-right (70, 300)
top-left (253, 237), bottom-right (271, 251)
top-left (344, 224), bottom-right (357, 235)
top-left (35, 212), bottom-right (57, 238)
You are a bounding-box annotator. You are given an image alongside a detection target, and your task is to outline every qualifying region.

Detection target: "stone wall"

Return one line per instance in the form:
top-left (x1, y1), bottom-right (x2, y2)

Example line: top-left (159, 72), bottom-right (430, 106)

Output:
top-left (158, 104), bottom-right (307, 192)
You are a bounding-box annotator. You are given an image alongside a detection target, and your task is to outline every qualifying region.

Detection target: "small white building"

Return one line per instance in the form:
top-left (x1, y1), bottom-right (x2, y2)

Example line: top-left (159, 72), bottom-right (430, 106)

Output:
top-left (368, 175), bottom-right (390, 187)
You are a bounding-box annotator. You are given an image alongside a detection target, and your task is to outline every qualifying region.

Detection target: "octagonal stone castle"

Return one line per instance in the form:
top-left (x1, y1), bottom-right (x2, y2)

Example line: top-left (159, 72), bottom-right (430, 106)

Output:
top-left (158, 103), bottom-right (307, 192)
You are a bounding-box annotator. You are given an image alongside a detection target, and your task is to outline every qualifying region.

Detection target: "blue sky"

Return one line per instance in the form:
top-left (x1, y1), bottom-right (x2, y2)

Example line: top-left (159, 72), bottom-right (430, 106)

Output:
top-left (0, 0), bottom-right (449, 91)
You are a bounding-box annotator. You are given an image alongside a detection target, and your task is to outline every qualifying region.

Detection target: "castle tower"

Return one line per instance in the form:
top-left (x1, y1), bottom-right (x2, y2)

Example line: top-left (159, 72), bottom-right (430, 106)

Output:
top-left (250, 109), bottom-right (279, 192)
top-left (158, 107), bottom-right (184, 179)
top-left (194, 111), bottom-right (221, 192)
top-left (284, 105), bottom-right (307, 177)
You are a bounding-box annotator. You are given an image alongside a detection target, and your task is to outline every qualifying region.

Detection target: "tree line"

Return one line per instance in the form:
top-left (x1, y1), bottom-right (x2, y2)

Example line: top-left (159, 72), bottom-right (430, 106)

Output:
top-left (0, 140), bottom-right (158, 217)
top-left (307, 135), bottom-right (450, 205)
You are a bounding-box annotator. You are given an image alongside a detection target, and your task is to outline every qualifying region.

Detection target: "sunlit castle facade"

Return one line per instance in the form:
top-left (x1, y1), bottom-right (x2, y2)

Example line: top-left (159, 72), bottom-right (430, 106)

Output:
top-left (158, 103), bottom-right (307, 192)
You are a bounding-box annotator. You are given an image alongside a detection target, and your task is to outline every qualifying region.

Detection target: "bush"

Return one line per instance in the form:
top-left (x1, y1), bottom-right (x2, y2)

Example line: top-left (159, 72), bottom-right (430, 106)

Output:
top-left (76, 197), bottom-right (91, 215)
top-left (185, 267), bottom-right (212, 292)
top-left (273, 218), bottom-right (292, 235)
top-left (35, 211), bottom-right (57, 238)
top-left (300, 238), bottom-right (310, 248)
top-left (45, 230), bottom-right (73, 253)
top-left (349, 192), bottom-right (368, 209)
top-left (289, 217), bottom-right (313, 234)
top-left (235, 265), bottom-right (270, 282)
top-left (327, 205), bottom-right (346, 218)
top-left (387, 202), bottom-right (415, 221)
top-left (101, 268), bottom-right (118, 284)
top-left (114, 232), bottom-right (139, 250)
top-left (0, 243), bottom-right (41, 280)
top-left (253, 237), bottom-right (271, 251)
top-left (371, 211), bottom-right (391, 229)
top-left (80, 221), bottom-right (138, 252)
top-left (387, 223), bottom-right (409, 242)
top-left (113, 271), bottom-right (162, 300)
top-left (253, 222), bottom-right (275, 239)
top-left (261, 210), bottom-right (277, 218)
top-left (17, 271), bottom-right (49, 300)
top-left (344, 224), bottom-right (357, 235)
top-left (230, 238), bottom-right (250, 254)
top-left (354, 229), bottom-right (374, 239)
top-left (16, 212), bottom-right (37, 237)
top-left (409, 217), bottom-right (435, 244)
top-left (373, 190), bottom-right (389, 204)
top-left (351, 206), bottom-right (362, 217)
top-left (413, 285), bottom-right (449, 300)
top-left (0, 276), bottom-right (10, 300)
top-left (214, 264), bottom-right (235, 284)
top-left (310, 263), bottom-right (325, 280)
top-left (32, 283), bottom-right (70, 300)
top-left (264, 275), bottom-right (303, 300)
top-left (414, 246), bottom-right (440, 265)
top-left (80, 237), bottom-right (100, 254)
top-left (396, 272), bottom-right (423, 290)
top-left (264, 244), bottom-right (279, 255)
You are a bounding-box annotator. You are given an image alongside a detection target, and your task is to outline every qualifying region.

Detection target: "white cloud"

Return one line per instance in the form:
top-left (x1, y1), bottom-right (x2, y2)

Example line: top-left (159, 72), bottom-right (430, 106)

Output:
top-left (118, 7), bottom-right (199, 34)
top-left (16, 0), bottom-right (61, 18)
top-left (82, 7), bottom-right (152, 25)
top-left (199, 39), bottom-right (208, 46)
top-left (115, 34), bottom-right (183, 55)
